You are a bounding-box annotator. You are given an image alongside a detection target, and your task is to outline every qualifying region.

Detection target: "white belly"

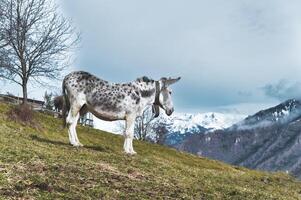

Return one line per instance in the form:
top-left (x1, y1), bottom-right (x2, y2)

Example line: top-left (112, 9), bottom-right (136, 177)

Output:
top-left (86, 105), bottom-right (126, 121)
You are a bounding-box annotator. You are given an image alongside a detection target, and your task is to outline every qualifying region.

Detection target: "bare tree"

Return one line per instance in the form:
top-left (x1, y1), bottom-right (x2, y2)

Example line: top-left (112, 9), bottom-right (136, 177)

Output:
top-left (0, 1), bottom-right (5, 45)
top-left (0, 1), bottom-right (14, 85)
top-left (134, 106), bottom-right (156, 141)
top-left (0, 0), bottom-right (79, 104)
top-left (0, 0), bottom-right (6, 38)
top-left (153, 122), bottom-right (168, 144)
top-left (135, 109), bottom-right (169, 143)
top-left (43, 91), bottom-right (53, 110)
top-left (97, 105), bottom-right (167, 143)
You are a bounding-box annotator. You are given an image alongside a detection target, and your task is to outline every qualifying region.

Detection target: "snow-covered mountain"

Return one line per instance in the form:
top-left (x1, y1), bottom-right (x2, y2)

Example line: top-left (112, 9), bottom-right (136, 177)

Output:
top-left (154, 112), bottom-right (245, 147)
top-left (231, 99), bottom-right (301, 130)
top-left (158, 112), bottom-right (245, 134)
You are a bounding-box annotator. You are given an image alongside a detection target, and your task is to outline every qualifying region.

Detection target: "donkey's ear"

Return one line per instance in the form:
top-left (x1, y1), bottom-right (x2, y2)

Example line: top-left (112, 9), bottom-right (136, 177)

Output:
top-left (164, 77), bottom-right (181, 86)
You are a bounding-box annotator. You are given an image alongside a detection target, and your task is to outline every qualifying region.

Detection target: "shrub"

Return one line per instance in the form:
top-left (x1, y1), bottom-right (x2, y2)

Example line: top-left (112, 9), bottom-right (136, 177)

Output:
top-left (7, 104), bottom-right (34, 124)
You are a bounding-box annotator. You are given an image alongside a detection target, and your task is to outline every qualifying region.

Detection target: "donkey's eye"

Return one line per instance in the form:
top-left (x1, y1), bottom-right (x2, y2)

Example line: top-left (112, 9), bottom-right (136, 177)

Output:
top-left (169, 91), bottom-right (172, 95)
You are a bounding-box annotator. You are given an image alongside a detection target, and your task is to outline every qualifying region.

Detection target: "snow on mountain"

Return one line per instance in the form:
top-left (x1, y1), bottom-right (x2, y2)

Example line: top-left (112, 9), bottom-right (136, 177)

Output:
top-left (158, 112), bottom-right (246, 134)
top-left (236, 99), bottom-right (301, 129)
top-left (93, 112), bottom-right (245, 134)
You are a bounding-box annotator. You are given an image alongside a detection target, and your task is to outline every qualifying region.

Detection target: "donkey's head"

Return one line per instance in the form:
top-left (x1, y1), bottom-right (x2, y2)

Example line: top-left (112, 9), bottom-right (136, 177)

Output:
top-left (153, 77), bottom-right (181, 117)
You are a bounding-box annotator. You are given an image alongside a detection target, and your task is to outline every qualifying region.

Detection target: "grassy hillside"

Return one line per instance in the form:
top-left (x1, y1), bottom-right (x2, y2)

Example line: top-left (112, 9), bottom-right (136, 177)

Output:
top-left (0, 103), bottom-right (300, 199)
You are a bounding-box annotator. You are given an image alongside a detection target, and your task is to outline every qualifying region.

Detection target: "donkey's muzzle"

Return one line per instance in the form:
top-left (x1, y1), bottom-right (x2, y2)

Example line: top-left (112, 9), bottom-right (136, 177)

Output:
top-left (166, 108), bottom-right (174, 116)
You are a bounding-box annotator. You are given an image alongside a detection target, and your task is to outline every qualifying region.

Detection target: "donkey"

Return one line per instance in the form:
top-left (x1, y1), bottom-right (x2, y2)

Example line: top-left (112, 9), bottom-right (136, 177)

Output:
top-left (62, 71), bottom-right (180, 154)
top-left (53, 95), bottom-right (64, 112)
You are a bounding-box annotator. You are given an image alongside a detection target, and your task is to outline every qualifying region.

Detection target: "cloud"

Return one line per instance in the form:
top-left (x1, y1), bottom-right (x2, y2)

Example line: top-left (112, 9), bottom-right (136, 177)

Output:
top-left (1, 0), bottom-right (298, 114)
top-left (238, 91), bottom-right (252, 97)
top-left (60, 1), bottom-right (301, 107)
top-left (262, 79), bottom-right (301, 100)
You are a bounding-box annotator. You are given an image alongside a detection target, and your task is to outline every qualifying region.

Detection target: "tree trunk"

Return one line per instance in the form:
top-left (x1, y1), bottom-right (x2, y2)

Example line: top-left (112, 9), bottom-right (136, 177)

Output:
top-left (22, 79), bottom-right (28, 104)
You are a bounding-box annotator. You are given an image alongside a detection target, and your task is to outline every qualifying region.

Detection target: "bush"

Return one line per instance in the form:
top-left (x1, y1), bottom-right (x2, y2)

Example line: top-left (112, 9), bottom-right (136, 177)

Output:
top-left (7, 104), bottom-right (34, 124)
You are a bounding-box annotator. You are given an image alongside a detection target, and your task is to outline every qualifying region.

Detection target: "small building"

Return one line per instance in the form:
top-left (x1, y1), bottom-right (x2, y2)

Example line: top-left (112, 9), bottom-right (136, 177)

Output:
top-left (0, 94), bottom-right (44, 109)
top-left (79, 112), bottom-right (94, 127)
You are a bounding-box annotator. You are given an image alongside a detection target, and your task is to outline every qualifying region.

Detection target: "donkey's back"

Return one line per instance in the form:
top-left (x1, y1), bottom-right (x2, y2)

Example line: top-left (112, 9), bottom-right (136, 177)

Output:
top-left (62, 71), bottom-right (141, 122)
top-left (63, 71), bottom-right (109, 93)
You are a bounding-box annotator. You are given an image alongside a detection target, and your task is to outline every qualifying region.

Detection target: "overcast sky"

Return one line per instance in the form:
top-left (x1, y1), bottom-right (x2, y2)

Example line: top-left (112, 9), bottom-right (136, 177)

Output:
top-left (3, 0), bottom-right (301, 114)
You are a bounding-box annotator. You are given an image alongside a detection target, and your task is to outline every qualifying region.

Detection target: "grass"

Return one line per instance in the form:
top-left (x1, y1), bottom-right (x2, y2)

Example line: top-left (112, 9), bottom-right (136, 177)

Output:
top-left (0, 102), bottom-right (300, 199)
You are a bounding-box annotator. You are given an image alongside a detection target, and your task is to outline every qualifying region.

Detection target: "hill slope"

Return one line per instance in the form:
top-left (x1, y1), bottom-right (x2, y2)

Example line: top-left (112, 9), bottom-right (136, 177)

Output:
top-left (0, 103), bottom-right (300, 199)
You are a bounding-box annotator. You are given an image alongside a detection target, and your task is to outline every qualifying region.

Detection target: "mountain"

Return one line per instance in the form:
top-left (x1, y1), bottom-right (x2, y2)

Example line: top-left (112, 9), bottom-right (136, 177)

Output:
top-left (158, 112), bottom-right (246, 133)
top-left (179, 99), bottom-right (301, 179)
top-left (1, 102), bottom-right (301, 199)
top-left (234, 99), bottom-right (301, 129)
top-left (154, 112), bottom-right (245, 146)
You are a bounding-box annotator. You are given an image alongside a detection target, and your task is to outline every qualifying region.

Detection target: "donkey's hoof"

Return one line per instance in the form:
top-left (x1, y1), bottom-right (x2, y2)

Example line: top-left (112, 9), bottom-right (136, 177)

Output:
top-left (72, 143), bottom-right (83, 147)
top-left (124, 151), bottom-right (137, 155)
top-left (130, 150), bottom-right (137, 155)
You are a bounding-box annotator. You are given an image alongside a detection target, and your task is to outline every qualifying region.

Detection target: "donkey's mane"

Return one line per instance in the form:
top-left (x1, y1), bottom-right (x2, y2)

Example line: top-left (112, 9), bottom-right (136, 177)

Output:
top-left (136, 76), bottom-right (155, 83)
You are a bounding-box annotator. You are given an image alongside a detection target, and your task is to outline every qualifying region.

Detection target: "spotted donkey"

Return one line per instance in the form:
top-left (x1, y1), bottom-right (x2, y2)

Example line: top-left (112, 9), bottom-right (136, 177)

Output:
top-left (62, 71), bottom-right (180, 154)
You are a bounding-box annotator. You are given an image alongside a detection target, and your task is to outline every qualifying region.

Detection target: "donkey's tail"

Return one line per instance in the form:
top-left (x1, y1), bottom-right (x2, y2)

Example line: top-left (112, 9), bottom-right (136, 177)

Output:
top-left (62, 80), bottom-right (70, 127)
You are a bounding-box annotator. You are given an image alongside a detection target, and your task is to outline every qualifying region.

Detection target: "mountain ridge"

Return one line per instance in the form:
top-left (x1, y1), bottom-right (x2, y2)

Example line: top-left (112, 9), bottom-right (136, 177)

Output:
top-left (179, 99), bottom-right (301, 179)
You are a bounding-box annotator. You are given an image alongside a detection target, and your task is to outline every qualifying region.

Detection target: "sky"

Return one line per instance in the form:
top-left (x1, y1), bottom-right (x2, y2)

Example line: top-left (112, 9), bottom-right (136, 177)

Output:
top-left (2, 0), bottom-right (301, 115)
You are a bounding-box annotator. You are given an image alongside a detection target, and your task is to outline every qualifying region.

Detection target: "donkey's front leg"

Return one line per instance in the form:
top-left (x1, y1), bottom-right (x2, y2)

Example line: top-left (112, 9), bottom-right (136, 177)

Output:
top-left (124, 115), bottom-right (136, 155)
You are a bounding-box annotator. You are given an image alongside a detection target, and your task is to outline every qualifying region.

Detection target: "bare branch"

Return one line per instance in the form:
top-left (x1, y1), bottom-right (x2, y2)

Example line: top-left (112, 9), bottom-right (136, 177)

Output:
top-left (134, 106), bottom-right (157, 140)
top-left (0, 0), bottom-right (80, 103)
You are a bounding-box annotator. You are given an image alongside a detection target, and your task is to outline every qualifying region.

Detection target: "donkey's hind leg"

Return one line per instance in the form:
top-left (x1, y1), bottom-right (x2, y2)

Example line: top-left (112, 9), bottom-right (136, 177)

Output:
top-left (71, 113), bottom-right (83, 147)
top-left (66, 104), bottom-right (83, 147)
